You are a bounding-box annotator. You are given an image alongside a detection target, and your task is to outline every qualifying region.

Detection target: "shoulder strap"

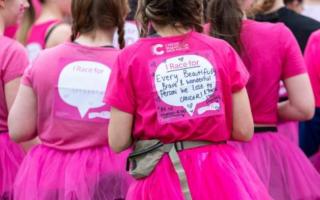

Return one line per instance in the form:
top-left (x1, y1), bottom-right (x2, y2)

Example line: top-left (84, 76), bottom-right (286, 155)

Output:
top-left (44, 22), bottom-right (62, 45)
top-left (168, 146), bottom-right (193, 200)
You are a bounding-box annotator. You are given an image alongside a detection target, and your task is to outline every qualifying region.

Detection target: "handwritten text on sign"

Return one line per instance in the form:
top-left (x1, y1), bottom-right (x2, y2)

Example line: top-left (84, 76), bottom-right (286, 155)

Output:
top-left (151, 54), bottom-right (223, 123)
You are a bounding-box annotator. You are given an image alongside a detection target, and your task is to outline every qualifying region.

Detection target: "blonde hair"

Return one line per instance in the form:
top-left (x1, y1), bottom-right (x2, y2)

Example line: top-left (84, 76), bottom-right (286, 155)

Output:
top-left (248, 0), bottom-right (276, 15)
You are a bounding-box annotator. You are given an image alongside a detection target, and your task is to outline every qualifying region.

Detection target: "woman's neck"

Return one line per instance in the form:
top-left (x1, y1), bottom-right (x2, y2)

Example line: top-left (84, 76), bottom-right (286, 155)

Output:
top-left (154, 24), bottom-right (190, 37)
top-left (75, 29), bottom-right (115, 47)
top-left (36, 3), bottom-right (64, 23)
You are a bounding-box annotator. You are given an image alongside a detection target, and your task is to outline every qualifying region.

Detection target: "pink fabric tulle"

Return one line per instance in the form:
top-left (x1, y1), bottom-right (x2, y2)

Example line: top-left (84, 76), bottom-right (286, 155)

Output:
top-left (277, 122), bottom-right (299, 145)
top-left (0, 133), bottom-right (25, 200)
top-left (14, 145), bottom-right (133, 200)
top-left (233, 133), bottom-right (320, 200)
top-left (126, 144), bottom-right (272, 200)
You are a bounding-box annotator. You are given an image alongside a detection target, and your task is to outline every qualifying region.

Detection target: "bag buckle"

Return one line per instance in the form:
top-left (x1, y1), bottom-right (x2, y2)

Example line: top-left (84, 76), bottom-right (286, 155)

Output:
top-left (174, 141), bottom-right (185, 151)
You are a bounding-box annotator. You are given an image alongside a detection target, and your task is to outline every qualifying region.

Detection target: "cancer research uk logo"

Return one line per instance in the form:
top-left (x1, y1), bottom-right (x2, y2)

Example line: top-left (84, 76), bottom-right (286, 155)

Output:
top-left (55, 60), bottom-right (111, 122)
top-left (152, 42), bottom-right (190, 56)
top-left (149, 52), bottom-right (223, 124)
top-left (152, 44), bottom-right (165, 55)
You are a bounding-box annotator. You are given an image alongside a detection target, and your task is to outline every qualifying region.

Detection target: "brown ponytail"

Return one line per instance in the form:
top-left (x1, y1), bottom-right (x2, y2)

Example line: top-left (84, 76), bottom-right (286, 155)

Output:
top-left (71, 0), bottom-right (129, 49)
top-left (70, 0), bottom-right (92, 41)
top-left (203, 0), bottom-right (209, 23)
top-left (117, 20), bottom-right (126, 49)
top-left (118, 0), bottom-right (129, 49)
top-left (208, 0), bottom-right (243, 53)
top-left (136, 0), bottom-right (203, 37)
top-left (127, 0), bottom-right (138, 21)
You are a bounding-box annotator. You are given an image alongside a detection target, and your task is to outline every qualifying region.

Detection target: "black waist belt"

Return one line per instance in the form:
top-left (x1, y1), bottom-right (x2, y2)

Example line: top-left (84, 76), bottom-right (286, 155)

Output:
top-left (173, 140), bottom-right (226, 151)
top-left (254, 126), bottom-right (277, 133)
top-left (0, 130), bottom-right (8, 134)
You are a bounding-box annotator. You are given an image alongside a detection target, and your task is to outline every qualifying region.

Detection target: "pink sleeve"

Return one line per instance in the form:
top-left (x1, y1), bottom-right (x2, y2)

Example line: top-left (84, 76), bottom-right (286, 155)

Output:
top-left (2, 45), bottom-right (29, 83)
top-left (280, 26), bottom-right (307, 79)
top-left (225, 45), bottom-right (250, 93)
top-left (304, 32), bottom-right (320, 97)
top-left (104, 54), bottom-right (135, 114)
top-left (21, 64), bottom-right (34, 87)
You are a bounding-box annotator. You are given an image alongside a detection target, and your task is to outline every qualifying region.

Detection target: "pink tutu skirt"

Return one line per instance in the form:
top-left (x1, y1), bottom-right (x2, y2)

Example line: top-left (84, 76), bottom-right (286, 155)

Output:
top-left (277, 121), bottom-right (299, 145)
top-left (310, 151), bottom-right (320, 174)
top-left (14, 144), bottom-right (133, 200)
top-left (126, 143), bottom-right (272, 200)
top-left (233, 133), bottom-right (320, 200)
top-left (0, 133), bottom-right (25, 200)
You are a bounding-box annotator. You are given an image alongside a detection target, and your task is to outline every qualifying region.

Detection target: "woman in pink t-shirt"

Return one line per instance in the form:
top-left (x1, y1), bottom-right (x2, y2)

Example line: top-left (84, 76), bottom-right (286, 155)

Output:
top-left (9, 0), bottom-right (133, 199)
top-left (208, 0), bottom-right (320, 199)
top-left (0, 0), bottom-right (29, 199)
top-left (304, 30), bottom-right (320, 173)
top-left (106, 0), bottom-right (271, 199)
top-left (22, 0), bottom-right (71, 61)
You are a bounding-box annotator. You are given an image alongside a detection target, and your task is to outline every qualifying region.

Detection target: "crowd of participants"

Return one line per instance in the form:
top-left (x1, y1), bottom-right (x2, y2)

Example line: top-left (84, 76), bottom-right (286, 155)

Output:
top-left (0, 0), bottom-right (320, 199)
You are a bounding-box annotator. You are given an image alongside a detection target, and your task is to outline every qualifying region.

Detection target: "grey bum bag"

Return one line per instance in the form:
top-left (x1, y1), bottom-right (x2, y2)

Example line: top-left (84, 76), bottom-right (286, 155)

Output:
top-left (127, 140), bottom-right (222, 200)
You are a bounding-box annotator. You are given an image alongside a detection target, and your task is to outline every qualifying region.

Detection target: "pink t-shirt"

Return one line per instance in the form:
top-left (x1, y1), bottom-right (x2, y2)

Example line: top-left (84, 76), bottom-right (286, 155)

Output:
top-left (305, 30), bottom-right (320, 108)
top-left (239, 20), bottom-right (306, 124)
top-left (4, 25), bottom-right (18, 38)
top-left (0, 36), bottom-right (29, 132)
top-left (22, 42), bottom-right (118, 150)
top-left (105, 31), bottom-right (249, 143)
top-left (26, 20), bottom-right (60, 61)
